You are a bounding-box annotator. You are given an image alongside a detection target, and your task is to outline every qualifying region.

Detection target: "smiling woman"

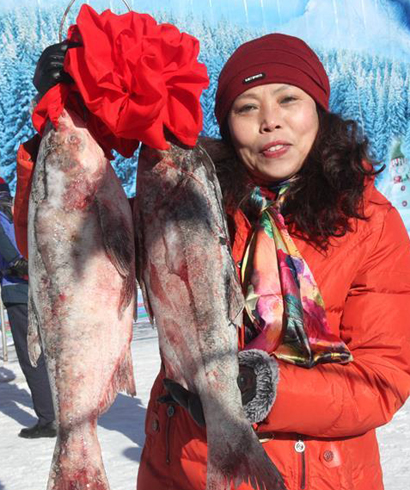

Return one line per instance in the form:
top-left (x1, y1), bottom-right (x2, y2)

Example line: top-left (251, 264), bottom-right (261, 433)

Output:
top-left (138, 33), bottom-right (410, 490)
top-left (227, 83), bottom-right (319, 184)
top-left (213, 34), bottom-right (380, 249)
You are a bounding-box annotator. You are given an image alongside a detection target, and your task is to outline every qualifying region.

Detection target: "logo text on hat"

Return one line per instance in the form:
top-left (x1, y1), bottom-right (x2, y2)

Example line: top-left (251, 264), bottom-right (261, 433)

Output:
top-left (243, 73), bottom-right (266, 84)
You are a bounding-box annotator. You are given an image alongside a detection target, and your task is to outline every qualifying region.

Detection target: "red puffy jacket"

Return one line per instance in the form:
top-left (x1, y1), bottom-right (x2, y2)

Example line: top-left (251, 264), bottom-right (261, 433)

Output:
top-left (137, 181), bottom-right (410, 490)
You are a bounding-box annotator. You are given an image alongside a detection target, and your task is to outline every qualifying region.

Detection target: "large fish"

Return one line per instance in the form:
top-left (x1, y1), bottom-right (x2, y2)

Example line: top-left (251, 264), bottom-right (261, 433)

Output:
top-left (135, 137), bottom-right (286, 490)
top-left (28, 109), bottom-right (136, 490)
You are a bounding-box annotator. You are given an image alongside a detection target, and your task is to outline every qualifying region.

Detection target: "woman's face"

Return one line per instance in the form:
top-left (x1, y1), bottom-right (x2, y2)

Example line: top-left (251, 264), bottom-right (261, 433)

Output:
top-left (227, 83), bottom-right (319, 184)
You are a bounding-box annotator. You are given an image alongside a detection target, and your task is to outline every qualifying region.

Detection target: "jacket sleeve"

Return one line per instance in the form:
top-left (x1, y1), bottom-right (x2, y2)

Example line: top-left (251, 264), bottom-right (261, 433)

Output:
top-left (258, 206), bottom-right (410, 438)
top-left (15, 135), bottom-right (40, 259)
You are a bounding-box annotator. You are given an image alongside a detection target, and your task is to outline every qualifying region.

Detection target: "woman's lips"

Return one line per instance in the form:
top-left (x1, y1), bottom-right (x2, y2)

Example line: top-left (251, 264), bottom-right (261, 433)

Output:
top-left (261, 143), bottom-right (291, 158)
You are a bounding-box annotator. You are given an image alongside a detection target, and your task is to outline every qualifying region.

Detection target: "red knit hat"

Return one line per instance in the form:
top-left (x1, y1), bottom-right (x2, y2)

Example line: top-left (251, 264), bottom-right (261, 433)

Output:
top-left (215, 33), bottom-right (330, 127)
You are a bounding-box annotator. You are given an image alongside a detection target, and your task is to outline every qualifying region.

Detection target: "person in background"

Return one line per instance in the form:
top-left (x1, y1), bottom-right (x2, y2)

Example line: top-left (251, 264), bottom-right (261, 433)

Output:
top-left (0, 177), bottom-right (55, 438)
top-left (27, 32), bottom-right (410, 488)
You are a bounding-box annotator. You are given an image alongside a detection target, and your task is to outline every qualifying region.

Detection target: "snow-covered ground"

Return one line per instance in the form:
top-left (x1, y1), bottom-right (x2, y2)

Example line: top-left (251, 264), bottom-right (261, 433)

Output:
top-left (0, 320), bottom-right (160, 490)
top-left (0, 320), bottom-right (409, 490)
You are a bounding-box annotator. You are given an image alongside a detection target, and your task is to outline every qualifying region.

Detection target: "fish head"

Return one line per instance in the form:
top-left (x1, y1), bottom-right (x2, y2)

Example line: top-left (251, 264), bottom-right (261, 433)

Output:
top-left (41, 109), bottom-right (107, 211)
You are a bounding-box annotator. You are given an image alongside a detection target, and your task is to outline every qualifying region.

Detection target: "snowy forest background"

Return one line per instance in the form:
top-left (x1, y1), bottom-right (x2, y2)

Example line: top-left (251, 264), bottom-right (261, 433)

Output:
top-left (0, 0), bottom-right (410, 230)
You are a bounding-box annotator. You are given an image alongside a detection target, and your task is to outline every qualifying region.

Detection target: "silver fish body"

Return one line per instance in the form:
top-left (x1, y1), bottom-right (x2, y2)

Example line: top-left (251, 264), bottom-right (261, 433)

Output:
top-left (135, 140), bottom-right (286, 490)
top-left (28, 109), bottom-right (136, 490)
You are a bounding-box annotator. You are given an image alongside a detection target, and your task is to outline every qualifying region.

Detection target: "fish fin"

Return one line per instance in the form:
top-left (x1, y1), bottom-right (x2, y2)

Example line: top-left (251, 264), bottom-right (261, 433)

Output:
top-left (99, 346), bottom-right (136, 415)
top-left (120, 273), bottom-right (136, 320)
top-left (115, 346), bottom-right (136, 397)
top-left (137, 278), bottom-right (155, 326)
top-left (134, 211), bottom-right (155, 325)
top-left (228, 278), bottom-right (245, 328)
top-left (96, 198), bottom-right (135, 317)
top-left (224, 264), bottom-right (244, 329)
top-left (206, 430), bottom-right (287, 490)
top-left (231, 448), bottom-right (287, 490)
top-left (27, 292), bottom-right (42, 367)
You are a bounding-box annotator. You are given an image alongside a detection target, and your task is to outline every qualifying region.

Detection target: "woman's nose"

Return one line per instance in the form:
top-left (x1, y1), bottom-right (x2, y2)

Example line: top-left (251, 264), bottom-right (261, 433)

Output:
top-left (260, 106), bottom-right (282, 132)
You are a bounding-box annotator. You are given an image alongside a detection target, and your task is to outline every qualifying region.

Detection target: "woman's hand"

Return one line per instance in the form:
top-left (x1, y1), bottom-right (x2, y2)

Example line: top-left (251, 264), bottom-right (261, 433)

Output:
top-left (158, 378), bottom-right (206, 427)
top-left (158, 349), bottom-right (279, 426)
top-left (33, 41), bottom-right (81, 98)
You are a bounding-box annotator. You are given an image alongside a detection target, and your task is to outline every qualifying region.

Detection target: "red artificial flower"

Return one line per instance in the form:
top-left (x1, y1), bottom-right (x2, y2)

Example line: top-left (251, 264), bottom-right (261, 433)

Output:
top-left (32, 4), bottom-right (209, 155)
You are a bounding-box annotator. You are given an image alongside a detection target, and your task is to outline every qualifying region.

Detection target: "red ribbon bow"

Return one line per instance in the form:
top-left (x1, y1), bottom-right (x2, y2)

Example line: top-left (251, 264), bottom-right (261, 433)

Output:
top-left (32, 5), bottom-right (209, 157)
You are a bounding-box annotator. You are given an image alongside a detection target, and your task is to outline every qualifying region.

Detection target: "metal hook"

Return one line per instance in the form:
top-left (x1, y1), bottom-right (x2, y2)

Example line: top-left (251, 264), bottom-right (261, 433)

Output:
top-left (59, 0), bottom-right (132, 42)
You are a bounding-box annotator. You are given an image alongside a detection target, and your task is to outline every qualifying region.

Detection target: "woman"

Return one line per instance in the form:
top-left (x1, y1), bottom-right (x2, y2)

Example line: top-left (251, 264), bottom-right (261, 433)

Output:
top-left (24, 32), bottom-right (410, 490)
top-left (136, 34), bottom-right (410, 490)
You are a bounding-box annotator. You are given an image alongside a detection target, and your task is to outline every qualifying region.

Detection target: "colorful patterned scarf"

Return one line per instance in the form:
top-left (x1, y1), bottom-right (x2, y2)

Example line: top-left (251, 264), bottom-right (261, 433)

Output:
top-left (241, 184), bottom-right (353, 368)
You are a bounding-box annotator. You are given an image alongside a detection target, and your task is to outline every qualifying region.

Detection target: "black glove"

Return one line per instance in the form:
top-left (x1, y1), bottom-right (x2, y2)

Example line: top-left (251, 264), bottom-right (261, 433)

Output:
top-left (4, 258), bottom-right (28, 278)
top-left (158, 378), bottom-right (206, 427)
top-left (33, 41), bottom-right (81, 98)
top-left (158, 349), bottom-right (279, 426)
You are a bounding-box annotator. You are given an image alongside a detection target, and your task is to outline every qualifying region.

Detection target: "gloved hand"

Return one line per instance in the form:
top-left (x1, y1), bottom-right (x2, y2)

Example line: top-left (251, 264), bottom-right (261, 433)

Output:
top-left (4, 257), bottom-right (28, 278)
top-left (33, 41), bottom-right (81, 98)
top-left (158, 349), bottom-right (279, 426)
top-left (158, 378), bottom-right (206, 427)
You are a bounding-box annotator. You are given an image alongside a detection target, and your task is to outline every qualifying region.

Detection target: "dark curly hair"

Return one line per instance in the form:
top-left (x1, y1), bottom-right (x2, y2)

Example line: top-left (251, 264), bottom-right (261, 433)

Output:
top-left (213, 107), bottom-right (383, 250)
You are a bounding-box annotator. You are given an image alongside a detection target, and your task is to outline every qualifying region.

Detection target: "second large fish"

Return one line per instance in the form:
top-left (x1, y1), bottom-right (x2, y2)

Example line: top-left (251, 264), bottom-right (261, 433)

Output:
top-left (135, 138), bottom-right (286, 490)
top-left (28, 109), bottom-right (136, 490)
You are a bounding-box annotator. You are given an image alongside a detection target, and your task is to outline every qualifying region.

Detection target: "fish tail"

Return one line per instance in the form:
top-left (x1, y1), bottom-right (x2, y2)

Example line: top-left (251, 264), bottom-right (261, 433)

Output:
top-left (206, 430), bottom-right (287, 490)
top-left (47, 424), bottom-right (110, 490)
top-left (99, 346), bottom-right (136, 415)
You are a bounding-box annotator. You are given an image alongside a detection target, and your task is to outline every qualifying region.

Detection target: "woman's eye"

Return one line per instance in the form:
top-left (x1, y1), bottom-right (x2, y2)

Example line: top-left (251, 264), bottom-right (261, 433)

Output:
top-left (236, 104), bottom-right (257, 114)
top-left (280, 96), bottom-right (297, 104)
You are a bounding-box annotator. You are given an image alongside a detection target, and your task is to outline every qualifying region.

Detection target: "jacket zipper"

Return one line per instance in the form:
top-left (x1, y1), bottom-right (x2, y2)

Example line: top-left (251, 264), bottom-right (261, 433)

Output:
top-left (165, 404), bottom-right (175, 464)
top-left (295, 437), bottom-right (306, 489)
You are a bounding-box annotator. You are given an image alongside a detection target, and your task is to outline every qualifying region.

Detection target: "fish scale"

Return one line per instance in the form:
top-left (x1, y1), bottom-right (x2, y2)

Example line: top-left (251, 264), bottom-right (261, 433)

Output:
top-left (135, 139), bottom-right (287, 490)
